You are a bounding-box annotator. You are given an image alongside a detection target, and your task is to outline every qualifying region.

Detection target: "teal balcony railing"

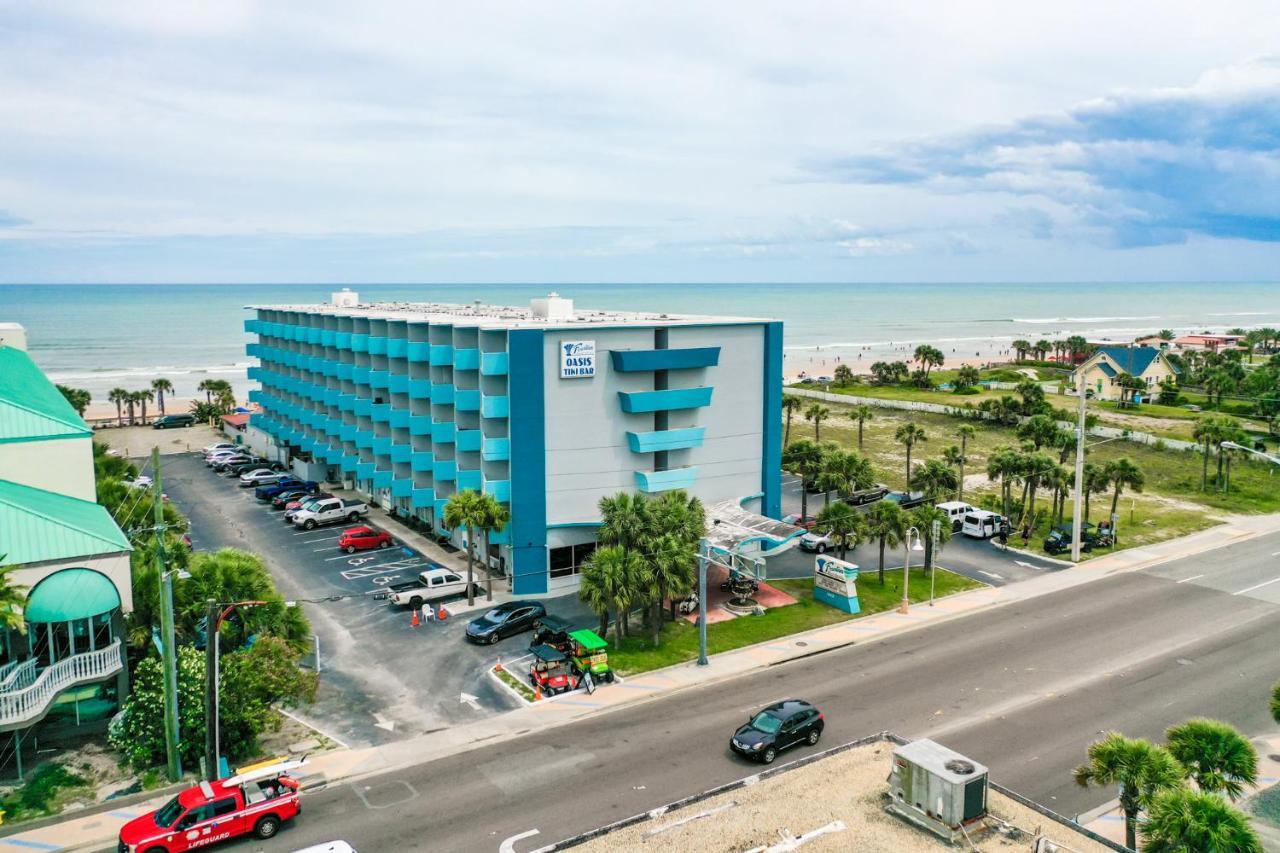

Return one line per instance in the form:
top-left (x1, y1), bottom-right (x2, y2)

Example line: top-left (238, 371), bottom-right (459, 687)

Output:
top-left (456, 469), bottom-right (481, 491)
top-left (390, 443), bottom-right (413, 463)
top-left (429, 344), bottom-right (453, 365)
top-left (367, 336), bottom-right (388, 355)
top-left (373, 469), bottom-right (393, 489)
top-left (455, 429), bottom-right (482, 452)
top-left (407, 342), bottom-right (431, 362)
top-left (411, 451), bottom-right (434, 472)
top-left (617, 387), bottom-right (713, 413)
top-left (387, 339), bottom-right (408, 358)
top-left (371, 403), bottom-right (392, 423)
top-left (356, 462), bottom-right (376, 479)
top-left (391, 478), bottom-right (413, 498)
top-left (626, 427), bottom-right (707, 453)
top-left (408, 379), bottom-right (432, 399)
top-left (431, 383), bottom-right (455, 405)
top-left (372, 436), bottom-right (394, 456)
top-left (411, 487), bottom-right (434, 507)
top-left (635, 466), bottom-right (699, 493)
top-left (454, 389), bottom-right (481, 412)
top-left (481, 395), bottom-right (509, 419)
top-left (481, 437), bottom-right (510, 461)
top-left (351, 334), bottom-right (370, 353)
top-left (389, 408), bottom-right (411, 429)
top-left (388, 374), bottom-right (410, 394)
top-left (368, 370), bottom-right (390, 390)
top-left (432, 421), bottom-right (456, 443)
top-left (610, 347), bottom-right (721, 372)
top-left (433, 459), bottom-right (457, 481)
top-left (484, 478), bottom-right (511, 503)
top-left (355, 429), bottom-right (375, 450)
top-left (409, 415), bottom-right (432, 436)
top-left (453, 348), bottom-right (480, 370)
top-left (480, 351), bottom-right (509, 376)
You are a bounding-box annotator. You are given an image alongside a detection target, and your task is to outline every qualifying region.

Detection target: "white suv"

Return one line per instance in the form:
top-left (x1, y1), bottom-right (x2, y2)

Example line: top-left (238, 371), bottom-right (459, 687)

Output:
top-left (799, 531), bottom-right (834, 553)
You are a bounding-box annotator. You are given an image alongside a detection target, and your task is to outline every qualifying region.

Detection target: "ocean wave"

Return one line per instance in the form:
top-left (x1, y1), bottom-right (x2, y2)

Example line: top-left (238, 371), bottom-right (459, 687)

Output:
top-left (45, 363), bottom-right (253, 382)
top-left (1207, 312), bottom-right (1270, 317)
top-left (1009, 316), bottom-right (1162, 324)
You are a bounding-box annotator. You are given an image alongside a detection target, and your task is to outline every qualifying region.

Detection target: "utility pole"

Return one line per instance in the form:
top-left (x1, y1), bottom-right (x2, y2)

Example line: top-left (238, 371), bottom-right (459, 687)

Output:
top-left (697, 540), bottom-right (708, 666)
top-left (204, 599), bottom-right (221, 780)
top-left (153, 448), bottom-right (182, 782)
top-left (1070, 379), bottom-right (1088, 562)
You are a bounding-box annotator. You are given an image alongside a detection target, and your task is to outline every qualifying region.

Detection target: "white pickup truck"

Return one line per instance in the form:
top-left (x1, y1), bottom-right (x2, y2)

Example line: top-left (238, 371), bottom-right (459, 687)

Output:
top-left (380, 567), bottom-right (473, 608)
top-left (290, 497), bottom-right (369, 530)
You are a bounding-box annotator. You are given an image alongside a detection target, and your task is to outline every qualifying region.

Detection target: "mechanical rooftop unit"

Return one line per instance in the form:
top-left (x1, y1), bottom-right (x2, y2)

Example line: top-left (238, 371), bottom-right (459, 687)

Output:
top-left (886, 739), bottom-right (989, 843)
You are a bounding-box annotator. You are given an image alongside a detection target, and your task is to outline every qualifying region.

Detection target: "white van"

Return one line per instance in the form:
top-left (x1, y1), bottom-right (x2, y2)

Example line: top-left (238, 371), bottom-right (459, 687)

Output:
top-left (936, 501), bottom-right (976, 533)
top-left (961, 510), bottom-right (1005, 539)
top-left (293, 844), bottom-right (357, 853)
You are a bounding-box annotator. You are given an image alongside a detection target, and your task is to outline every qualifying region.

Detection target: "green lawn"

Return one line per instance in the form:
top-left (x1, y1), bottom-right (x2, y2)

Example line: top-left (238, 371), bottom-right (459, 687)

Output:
top-left (607, 570), bottom-right (982, 676)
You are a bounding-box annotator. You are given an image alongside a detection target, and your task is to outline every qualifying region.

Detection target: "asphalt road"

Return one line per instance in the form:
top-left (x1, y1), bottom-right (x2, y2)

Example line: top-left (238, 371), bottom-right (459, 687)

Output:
top-left (157, 452), bottom-right (600, 748)
top-left (209, 527), bottom-right (1280, 853)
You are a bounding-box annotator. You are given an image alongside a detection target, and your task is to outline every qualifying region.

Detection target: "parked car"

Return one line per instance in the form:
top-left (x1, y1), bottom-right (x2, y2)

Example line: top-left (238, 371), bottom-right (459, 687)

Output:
top-left (782, 513), bottom-right (817, 530)
top-left (465, 601), bottom-right (548, 644)
top-left (961, 510), bottom-right (1005, 539)
top-left (382, 567), bottom-right (471, 608)
top-left (211, 454), bottom-right (251, 470)
top-left (730, 699), bottom-right (824, 764)
top-left (240, 468), bottom-right (285, 487)
top-left (254, 479), bottom-right (319, 501)
top-left (153, 413), bottom-right (196, 429)
top-left (294, 844), bottom-right (358, 853)
top-left (291, 497), bottom-right (369, 529)
top-left (883, 490), bottom-right (929, 510)
top-left (271, 489), bottom-right (309, 508)
top-left (798, 531), bottom-right (834, 553)
top-left (843, 483), bottom-right (889, 506)
top-left (124, 475), bottom-right (153, 490)
top-left (283, 493), bottom-right (333, 520)
top-left (203, 442), bottom-right (239, 456)
top-left (226, 459), bottom-right (273, 476)
top-left (936, 501), bottom-right (976, 532)
top-left (338, 525), bottom-right (394, 553)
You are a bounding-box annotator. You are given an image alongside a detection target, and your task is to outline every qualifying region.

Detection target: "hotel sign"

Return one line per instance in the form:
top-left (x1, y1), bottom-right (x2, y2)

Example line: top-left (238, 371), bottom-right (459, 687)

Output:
top-left (813, 554), bottom-right (861, 614)
top-left (560, 340), bottom-right (596, 379)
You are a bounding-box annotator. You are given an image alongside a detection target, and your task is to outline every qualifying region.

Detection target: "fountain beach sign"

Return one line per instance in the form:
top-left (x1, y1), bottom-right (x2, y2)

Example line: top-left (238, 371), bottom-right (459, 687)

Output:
top-left (560, 340), bottom-right (596, 379)
top-left (814, 554), bottom-right (860, 614)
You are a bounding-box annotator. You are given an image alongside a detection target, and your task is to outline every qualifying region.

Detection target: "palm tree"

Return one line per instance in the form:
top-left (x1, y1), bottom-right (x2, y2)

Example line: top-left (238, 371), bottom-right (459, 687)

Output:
top-left (1158, 329), bottom-right (1174, 341)
top-left (56, 384), bottom-right (91, 416)
top-left (911, 459), bottom-right (957, 503)
top-left (1047, 464), bottom-right (1073, 526)
top-left (1017, 414), bottom-right (1059, 451)
top-left (1193, 416), bottom-right (1219, 491)
top-left (1272, 681), bottom-right (1280, 724)
top-left (644, 489), bottom-right (704, 627)
top-left (817, 449), bottom-right (873, 507)
top-left (1081, 462), bottom-right (1108, 523)
top-left (1012, 339), bottom-right (1031, 361)
top-left (647, 533), bottom-right (696, 645)
top-left (598, 492), bottom-right (649, 553)
top-left (894, 422), bottom-right (927, 487)
top-left (1074, 732), bottom-right (1185, 851)
top-left (941, 446), bottom-right (964, 500)
top-left (1105, 457), bottom-right (1145, 520)
top-left (197, 378), bottom-right (216, 403)
top-left (476, 493), bottom-right (510, 602)
top-left (108, 387), bottom-right (129, 424)
top-left (124, 390), bottom-right (140, 424)
top-left (0, 563), bottom-right (28, 634)
top-left (866, 500), bottom-right (906, 586)
top-left (782, 395), bottom-right (802, 446)
top-left (804, 403), bottom-right (830, 442)
top-left (214, 387), bottom-right (237, 415)
top-left (987, 448), bottom-right (1022, 518)
top-left (1022, 452), bottom-right (1057, 523)
top-left (135, 388), bottom-right (155, 424)
top-left (913, 344), bottom-right (944, 376)
top-left (956, 424), bottom-right (976, 499)
top-left (1142, 789), bottom-right (1262, 853)
top-left (851, 405), bottom-right (874, 449)
top-left (815, 501), bottom-right (862, 560)
top-left (1165, 718), bottom-right (1258, 800)
top-left (782, 439), bottom-right (824, 521)
top-left (151, 378), bottom-right (174, 415)
top-left (579, 545), bottom-right (632, 640)
top-left (910, 504), bottom-right (952, 575)
top-left (443, 489), bottom-right (487, 606)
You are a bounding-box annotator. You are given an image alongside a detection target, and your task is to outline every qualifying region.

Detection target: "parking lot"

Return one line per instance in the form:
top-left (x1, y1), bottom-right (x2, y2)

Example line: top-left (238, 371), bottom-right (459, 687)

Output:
top-left (157, 451), bottom-right (599, 748)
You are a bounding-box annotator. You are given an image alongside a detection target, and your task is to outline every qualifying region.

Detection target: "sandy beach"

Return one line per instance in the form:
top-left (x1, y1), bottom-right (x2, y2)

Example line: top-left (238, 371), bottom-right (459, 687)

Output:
top-left (82, 394), bottom-right (251, 425)
top-left (784, 347), bottom-right (1011, 384)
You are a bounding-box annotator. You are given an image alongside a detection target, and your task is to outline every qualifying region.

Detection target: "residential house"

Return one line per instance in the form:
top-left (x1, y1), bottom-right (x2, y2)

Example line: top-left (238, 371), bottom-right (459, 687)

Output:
top-left (0, 324), bottom-right (132, 764)
top-left (1072, 345), bottom-right (1179, 402)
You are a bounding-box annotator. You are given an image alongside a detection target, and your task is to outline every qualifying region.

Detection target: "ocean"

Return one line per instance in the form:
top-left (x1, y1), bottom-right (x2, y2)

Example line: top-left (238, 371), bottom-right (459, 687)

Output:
top-left (2, 282), bottom-right (1277, 403)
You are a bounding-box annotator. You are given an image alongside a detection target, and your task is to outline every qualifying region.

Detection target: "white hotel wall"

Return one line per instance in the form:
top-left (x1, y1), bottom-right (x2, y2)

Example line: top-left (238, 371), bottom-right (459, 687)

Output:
top-left (0, 436), bottom-right (96, 501)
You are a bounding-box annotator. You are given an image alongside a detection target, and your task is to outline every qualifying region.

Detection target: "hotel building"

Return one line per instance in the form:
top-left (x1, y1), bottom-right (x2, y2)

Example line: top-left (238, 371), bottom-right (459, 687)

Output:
top-left (243, 292), bottom-right (782, 594)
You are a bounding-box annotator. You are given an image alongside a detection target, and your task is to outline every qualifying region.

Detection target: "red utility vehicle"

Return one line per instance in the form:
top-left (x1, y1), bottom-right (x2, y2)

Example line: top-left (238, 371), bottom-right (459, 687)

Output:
top-left (338, 525), bottom-right (394, 553)
top-left (117, 759), bottom-right (304, 852)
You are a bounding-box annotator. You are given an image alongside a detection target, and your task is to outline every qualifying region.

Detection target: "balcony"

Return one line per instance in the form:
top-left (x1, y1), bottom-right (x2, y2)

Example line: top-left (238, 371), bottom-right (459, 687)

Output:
top-left (456, 469), bottom-right (482, 491)
top-left (340, 455), bottom-right (359, 473)
top-left (456, 429), bottom-right (482, 452)
top-left (389, 408), bottom-right (411, 429)
top-left (407, 342), bottom-right (431, 362)
top-left (411, 451), bottom-right (434, 472)
top-left (351, 333), bottom-right (370, 353)
top-left (335, 332), bottom-right (352, 350)
top-left (390, 443), bottom-right (413, 463)
top-left (454, 389), bottom-right (481, 412)
top-left (339, 423), bottom-right (358, 442)
top-left (484, 478), bottom-right (511, 503)
top-left (388, 374), bottom-right (410, 394)
top-left (411, 487), bottom-right (434, 507)
top-left (453, 348), bottom-right (480, 370)
top-left (432, 421), bottom-right (456, 443)
top-left (368, 370), bottom-right (390, 390)
top-left (635, 466), bottom-right (699, 493)
top-left (367, 336), bottom-right (388, 355)
top-left (610, 347), bottom-right (721, 372)
top-left (352, 367), bottom-right (371, 386)
top-left (391, 478), bottom-right (413, 498)
top-left (431, 383), bottom-right (456, 406)
top-left (409, 415), bottom-right (432, 436)
top-left (355, 430), bottom-right (375, 450)
top-left (617, 387), bottom-right (713, 413)
top-left (370, 403), bottom-right (392, 423)
top-left (372, 436), bottom-right (394, 456)
top-left (336, 363), bottom-right (354, 381)
top-left (433, 459), bottom-right (457, 481)
top-left (626, 427), bottom-right (707, 453)
top-left (482, 437), bottom-right (510, 461)
top-left (480, 351), bottom-right (509, 376)
top-left (0, 640), bottom-right (123, 730)
top-left (373, 469), bottom-right (393, 489)
top-left (408, 379), bottom-right (432, 399)
top-left (429, 344), bottom-right (453, 366)
top-left (481, 395), bottom-right (509, 419)
top-left (246, 342), bottom-right (261, 358)
top-left (356, 462), bottom-right (377, 480)
top-left (321, 329), bottom-right (336, 347)
top-left (244, 318), bottom-right (261, 334)
top-left (353, 397), bottom-right (373, 417)
top-left (387, 339), bottom-right (409, 358)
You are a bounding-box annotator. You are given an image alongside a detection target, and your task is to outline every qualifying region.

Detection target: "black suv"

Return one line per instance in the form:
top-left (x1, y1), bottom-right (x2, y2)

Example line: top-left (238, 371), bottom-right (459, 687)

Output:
top-left (730, 699), bottom-right (824, 764)
top-left (153, 413), bottom-right (196, 429)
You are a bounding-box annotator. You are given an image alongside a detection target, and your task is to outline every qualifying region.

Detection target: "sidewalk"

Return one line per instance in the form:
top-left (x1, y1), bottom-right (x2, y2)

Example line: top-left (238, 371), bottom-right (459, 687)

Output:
top-left (13, 512), bottom-right (1280, 852)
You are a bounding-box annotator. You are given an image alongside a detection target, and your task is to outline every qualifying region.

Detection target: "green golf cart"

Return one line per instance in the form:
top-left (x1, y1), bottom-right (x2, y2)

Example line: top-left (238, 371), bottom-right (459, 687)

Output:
top-left (567, 629), bottom-right (614, 684)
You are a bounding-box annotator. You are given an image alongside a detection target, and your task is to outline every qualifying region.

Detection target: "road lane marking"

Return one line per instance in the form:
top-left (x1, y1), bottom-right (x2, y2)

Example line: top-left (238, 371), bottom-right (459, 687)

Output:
top-left (1235, 576), bottom-right (1280, 596)
top-left (500, 829), bottom-right (540, 853)
top-left (1175, 574), bottom-right (1204, 584)
top-left (979, 571), bottom-right (1003, 580)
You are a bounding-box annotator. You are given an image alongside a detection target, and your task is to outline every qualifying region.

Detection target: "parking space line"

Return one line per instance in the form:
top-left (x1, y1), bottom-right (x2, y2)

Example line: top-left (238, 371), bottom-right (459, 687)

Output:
top-left (1234, 576), bottom-right (1280, 596)
top-left (1175, 574), bottom-right (1204, 584)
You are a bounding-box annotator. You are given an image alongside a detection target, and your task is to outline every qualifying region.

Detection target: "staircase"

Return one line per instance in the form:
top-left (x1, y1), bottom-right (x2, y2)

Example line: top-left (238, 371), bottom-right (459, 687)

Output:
top-left (0, 640), bottom-right (123, 731)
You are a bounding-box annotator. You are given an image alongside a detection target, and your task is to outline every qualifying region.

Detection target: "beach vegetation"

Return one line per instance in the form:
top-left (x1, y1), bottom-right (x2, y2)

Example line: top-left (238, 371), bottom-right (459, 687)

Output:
top-left (804, 402), bottom-right (830, 441)
top-left (56, 384), bottom-right (91, 416)
top-left (1142, 789), bottom-right (1261, 853)
top-left (1074, 732), bottom-right (1185, 850)
top-left (782, 394), bottom-right (802, 445)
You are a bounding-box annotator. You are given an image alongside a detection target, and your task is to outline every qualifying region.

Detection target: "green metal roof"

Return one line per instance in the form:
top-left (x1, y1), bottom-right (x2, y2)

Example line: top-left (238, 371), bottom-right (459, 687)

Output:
top-left (0, 346), bottom-right (92, 443)
top-left (25, 568), bottom-right (121, 622)
top-left (0, 479), bottom-right (131, 567)
top-left (569, 629), bottom-right (608, 650)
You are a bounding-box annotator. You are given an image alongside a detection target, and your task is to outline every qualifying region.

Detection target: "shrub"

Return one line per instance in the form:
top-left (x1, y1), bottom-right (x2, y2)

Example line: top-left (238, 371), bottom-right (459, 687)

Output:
top-left (0, 763), bottom-right (90, 821)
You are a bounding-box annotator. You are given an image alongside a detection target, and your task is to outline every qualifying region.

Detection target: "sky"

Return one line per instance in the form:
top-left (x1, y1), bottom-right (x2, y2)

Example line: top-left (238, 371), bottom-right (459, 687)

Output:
top-left (0, 1), bottom-right (1278, 284)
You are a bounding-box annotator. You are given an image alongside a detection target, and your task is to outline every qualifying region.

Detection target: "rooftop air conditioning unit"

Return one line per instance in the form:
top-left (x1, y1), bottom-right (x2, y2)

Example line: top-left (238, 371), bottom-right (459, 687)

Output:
top-left (332, 288), bottom-right (359, 308)
top-left (886, 739), bottom-right (988, 843)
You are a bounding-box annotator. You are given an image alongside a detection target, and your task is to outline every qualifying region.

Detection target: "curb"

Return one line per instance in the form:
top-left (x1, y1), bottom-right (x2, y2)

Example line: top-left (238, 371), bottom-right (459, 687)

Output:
top-left (1000, 544), bottom-right (1075, 567)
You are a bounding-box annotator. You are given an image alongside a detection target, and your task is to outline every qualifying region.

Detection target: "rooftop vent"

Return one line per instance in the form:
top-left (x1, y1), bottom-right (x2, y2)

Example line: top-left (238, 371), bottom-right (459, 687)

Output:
top-left (531, 293), bottom-right (574, 321)
top-left (332, 288), bottom-right (359, 308)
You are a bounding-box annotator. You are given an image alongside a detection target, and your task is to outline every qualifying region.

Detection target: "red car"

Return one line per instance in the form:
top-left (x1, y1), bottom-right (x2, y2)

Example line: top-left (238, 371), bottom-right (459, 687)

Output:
top-left (783, 513), bottom-right (818, 530)
top-left (338, 525), bottom-right (393, 553)
top-left (117, 760), bottom-right (302, 852)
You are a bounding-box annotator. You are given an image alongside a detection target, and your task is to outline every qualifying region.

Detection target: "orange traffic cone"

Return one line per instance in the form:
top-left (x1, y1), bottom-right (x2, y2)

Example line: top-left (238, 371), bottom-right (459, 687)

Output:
top-left (494, 656), bottom-right (503, 673)
top-left (437, 606), bottom-right (448, 621)
top-left (534, 681), bottom-right (542, 701)
top-left (411, 608), bottom-right (420, 629)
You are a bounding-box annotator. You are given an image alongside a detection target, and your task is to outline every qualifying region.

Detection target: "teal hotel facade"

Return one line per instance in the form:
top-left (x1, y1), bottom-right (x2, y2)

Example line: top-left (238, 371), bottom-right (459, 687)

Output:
top-left (244, 292), bottom-right (782, 595)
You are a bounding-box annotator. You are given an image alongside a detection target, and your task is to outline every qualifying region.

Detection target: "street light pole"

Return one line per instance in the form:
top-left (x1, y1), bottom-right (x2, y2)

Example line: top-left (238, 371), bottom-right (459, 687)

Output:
top-left (899, 526), bottom-right (921, 615)
top-left (697, 539), bottom-right (709, 666)
top-left (152, 448), bottom-right (182, 782)
top-left (1071, 379), bottom-right (1088, 562)
top-left (203, 598), bottom-right (269, 780)
top-left (929, 519), bottom-right (939, 606)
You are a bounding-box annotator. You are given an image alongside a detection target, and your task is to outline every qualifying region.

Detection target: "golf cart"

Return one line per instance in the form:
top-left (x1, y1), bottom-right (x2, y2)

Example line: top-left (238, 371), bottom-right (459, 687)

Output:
top-left (1044, 522), bottom-right (1113, 555)
top-left (567, 629), bottom-right (614, 684)
top-left (529, 614), bottom-right (573, 651)
top-left (528, 644), bottom-right (580, 696)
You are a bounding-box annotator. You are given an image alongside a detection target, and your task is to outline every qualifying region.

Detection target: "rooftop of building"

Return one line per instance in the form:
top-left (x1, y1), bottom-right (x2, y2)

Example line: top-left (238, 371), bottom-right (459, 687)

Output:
top-left (1080, 345), bottom-right (1176, 376)
top-left (0, 343), bottom-right (93, 443)
top-left (248, 291), bottom-right (772, 330)
top-left (0, 479), bottom-right (131, 567)
top-left (574, 736), bottom-right (1118, 853)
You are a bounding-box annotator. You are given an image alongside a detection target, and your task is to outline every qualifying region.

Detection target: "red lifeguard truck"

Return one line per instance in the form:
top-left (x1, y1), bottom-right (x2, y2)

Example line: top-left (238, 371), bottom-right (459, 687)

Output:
top-left (117, 759), bottom-right (305, 852)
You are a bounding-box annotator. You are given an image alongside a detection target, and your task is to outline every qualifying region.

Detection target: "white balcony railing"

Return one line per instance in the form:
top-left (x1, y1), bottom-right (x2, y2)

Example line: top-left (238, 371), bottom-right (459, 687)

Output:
top-left (0, 640), bottom-right (122, 728)
top-left (0, 659), bottom-right (36, 692)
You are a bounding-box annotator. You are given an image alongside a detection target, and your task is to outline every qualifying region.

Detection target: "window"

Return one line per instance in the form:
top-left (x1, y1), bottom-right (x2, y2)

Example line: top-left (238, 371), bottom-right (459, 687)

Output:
top-left (210, 798), bottom-right (238, 818)
top-left (549, 542), bottom-right (597, 579)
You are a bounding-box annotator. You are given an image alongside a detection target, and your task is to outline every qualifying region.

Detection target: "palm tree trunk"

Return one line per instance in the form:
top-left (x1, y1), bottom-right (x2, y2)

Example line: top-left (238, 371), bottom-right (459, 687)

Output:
top-left (158, 391), bottom-right (166, 414)
top-left (905, 446), bottom-right (912, 488)
top-left (114, 400), bottom-right (122, 422)
top-left (800, 487), bottom-right (809, 521)
top-left (1215, 446), bottom-right (1225, 488)
top-left (651, 601), bottom-right (661, 647)
top-left (598, 610), bottom-right (609, 638)
top-left (141, 399), bottom-right (148, 423)
top-left (858, 419), bottom-right (864, 449)
top-left (1083, 488), bottom-right (1092, 523)
top-left (465, 525), bottom-right (475, 605)
top-left (1110, 486), bottom-right (1123, 519)
top-left (1201, 440), bottom-right (1210, 490)
top-left (957, 459), bottom-right (965, 501)
top-left (483, 529), bottom-right (493, 602)
top-left (814, 421), bottom-right (821, 442)
top-left (878, 539), bottom-right (886, 585)
top-left (784, 411), bottom-right (792, 445)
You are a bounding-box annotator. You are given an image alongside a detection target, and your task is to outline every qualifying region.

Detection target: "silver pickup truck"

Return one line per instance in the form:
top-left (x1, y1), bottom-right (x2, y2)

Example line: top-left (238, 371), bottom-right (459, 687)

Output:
top-left (290, 497), bottom-right (369, 530)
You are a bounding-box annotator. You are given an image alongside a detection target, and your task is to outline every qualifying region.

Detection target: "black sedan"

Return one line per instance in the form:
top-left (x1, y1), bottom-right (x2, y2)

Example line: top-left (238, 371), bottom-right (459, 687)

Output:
top-left (729, 699), bottom-right (824, 764)
top-left (464, 601), bottom-right (548, 644)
